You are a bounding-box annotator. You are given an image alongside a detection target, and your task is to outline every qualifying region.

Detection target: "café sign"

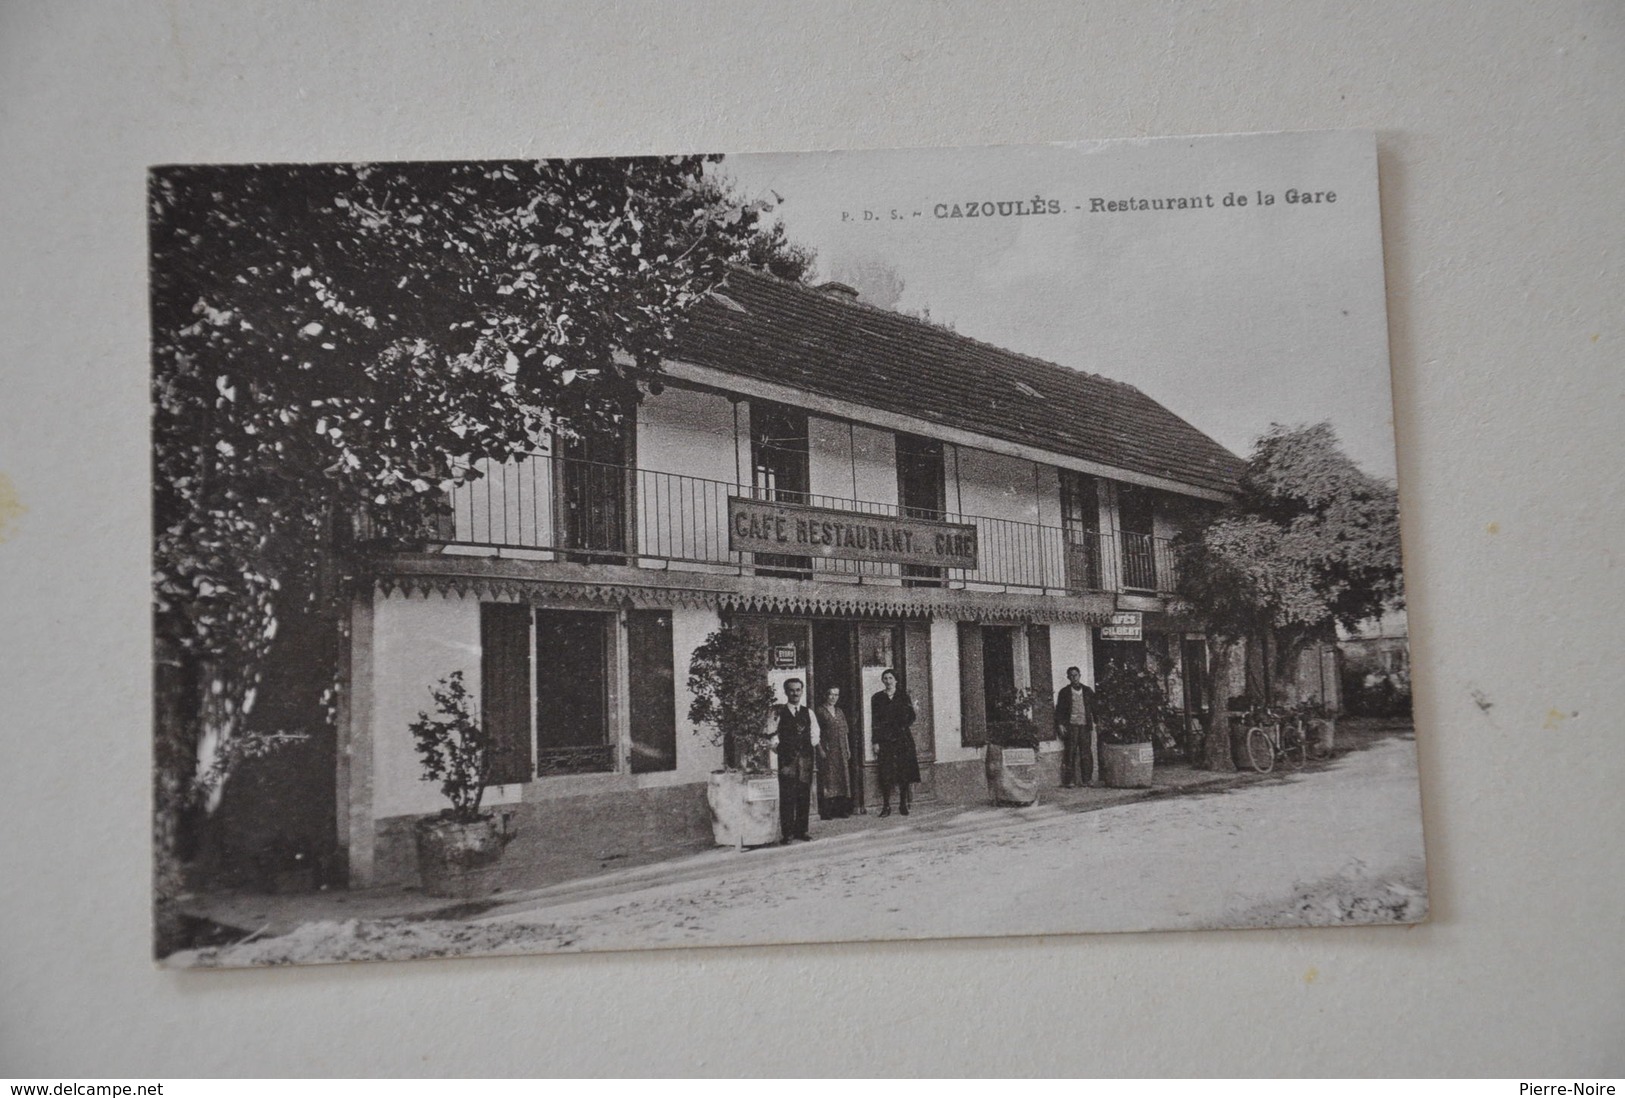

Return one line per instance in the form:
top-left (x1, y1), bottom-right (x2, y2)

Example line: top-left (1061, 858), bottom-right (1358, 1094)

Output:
top-left (728, 497), bottom-right (979, 570)
top-left (1100, 610), bottom-right (1143, 640)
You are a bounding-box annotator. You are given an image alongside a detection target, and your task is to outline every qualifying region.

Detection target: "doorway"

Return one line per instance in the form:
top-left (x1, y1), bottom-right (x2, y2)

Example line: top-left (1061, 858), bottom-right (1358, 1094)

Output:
top-left (812, 620), bottom-right (861, 811)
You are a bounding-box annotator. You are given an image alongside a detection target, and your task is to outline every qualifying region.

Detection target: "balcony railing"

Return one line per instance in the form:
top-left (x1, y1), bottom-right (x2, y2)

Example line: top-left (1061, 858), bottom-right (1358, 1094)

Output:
top-left (433, 453), bottom-right (1179, 596)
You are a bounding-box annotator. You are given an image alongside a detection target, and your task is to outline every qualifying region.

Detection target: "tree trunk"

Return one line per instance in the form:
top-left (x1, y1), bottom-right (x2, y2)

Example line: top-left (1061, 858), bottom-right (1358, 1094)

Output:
top-left (152, 630), bottom-right (194, 959)
top-left (1202, 641), bottom-right (1237, 772)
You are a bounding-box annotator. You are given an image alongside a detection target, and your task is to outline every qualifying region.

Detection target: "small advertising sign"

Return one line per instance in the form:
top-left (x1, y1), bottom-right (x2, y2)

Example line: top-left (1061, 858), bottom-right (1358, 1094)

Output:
top-left (1101, 610), bottom-right (1143, 641)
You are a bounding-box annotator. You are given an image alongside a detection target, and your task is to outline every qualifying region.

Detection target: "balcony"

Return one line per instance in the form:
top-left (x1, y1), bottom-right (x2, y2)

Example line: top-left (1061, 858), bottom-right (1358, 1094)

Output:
top-left (430, 454), bottom-right (1179, 597)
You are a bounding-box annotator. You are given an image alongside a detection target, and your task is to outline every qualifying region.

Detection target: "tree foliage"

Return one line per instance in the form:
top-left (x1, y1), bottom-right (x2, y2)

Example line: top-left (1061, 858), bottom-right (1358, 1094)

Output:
top-left (408, 671), bottom-right (492, 824)
top-left (1174, 423), bottom-right (1403, 768)
top-left (150, 156), bottom-right (813, 813)
top-left (1175, 422), bottom-right (1403, 644)
top-left (686, 626), bottom-right (778, 773)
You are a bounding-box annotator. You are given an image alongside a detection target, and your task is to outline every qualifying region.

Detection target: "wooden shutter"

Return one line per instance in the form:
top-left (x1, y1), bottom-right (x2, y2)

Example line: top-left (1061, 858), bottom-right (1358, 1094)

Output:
top-left (1026, 623), bottom-right (1055, 738)
top-left (902, 621), bottom-right (934, 761)
top-left (628, 610), bottom-right (677, 773)
top-left (957, 622), bottom-right (986, 748)
top-left (480, 602), bottom-right (533, 784)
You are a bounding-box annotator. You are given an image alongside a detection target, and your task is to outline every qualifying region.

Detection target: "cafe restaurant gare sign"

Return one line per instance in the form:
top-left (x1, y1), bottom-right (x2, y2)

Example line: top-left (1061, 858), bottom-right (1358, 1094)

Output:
top-left (728, 497), bottom-right (979, 570)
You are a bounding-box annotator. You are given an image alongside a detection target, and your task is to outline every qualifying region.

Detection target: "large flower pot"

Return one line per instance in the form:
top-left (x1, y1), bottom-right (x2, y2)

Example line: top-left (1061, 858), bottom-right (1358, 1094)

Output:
top-left (985, 744), bottom-right (1040, 806)
top-left (707, 769), bottom-right (780, 849)
top-left (1100, 741), bottom-right (1154, 788)
top-left (413, 815), bottom-right (510, 899)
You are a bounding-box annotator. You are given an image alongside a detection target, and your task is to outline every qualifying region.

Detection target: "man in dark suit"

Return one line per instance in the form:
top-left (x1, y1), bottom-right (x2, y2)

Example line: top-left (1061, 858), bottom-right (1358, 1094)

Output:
top-left (769, 678), bottom-right (819, 843)
top-left (1055, 665), bottom-right (1097, 787)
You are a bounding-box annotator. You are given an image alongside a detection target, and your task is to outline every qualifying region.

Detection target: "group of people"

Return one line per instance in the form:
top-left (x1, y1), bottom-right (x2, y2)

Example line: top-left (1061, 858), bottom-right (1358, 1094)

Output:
top-left (767, 664), bottom-right (1102, 843)
top-left (766, 669), bottom-right (920, 845)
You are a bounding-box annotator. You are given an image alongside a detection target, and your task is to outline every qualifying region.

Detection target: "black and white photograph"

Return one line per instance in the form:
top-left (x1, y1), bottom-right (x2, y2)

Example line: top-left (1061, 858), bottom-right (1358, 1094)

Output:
top-left (151, 129), bottom-right (1424, 968)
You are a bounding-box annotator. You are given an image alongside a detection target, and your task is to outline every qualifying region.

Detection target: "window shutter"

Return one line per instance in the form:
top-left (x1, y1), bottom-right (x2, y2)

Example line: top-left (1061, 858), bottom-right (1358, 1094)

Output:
top-left (480, 602), bottom-right (533, 784)
top-left (902, 621), bottom-right (933, 760)
top-left (628, 610), bottom-right (677, 773)
top-left (957, 622), bottom-right (986, 748)
top-left (1026, 624), bottom-right (1055, 738)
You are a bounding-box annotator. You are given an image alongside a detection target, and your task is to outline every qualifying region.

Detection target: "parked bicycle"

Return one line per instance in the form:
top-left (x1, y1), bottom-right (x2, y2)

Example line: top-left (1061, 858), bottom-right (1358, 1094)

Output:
top-left (1244, 704), bottom-right (1331, 773)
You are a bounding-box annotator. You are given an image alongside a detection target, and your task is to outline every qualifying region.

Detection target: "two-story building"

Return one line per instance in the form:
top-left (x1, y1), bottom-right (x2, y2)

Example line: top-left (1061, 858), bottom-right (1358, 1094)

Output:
top-left (339, 268), bottom-right (1245, 888)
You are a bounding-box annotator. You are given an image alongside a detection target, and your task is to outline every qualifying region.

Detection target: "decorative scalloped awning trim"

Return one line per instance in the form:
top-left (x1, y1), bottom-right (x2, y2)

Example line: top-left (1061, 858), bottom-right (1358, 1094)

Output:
top-left (371, 566), bottom-right (1115, 624)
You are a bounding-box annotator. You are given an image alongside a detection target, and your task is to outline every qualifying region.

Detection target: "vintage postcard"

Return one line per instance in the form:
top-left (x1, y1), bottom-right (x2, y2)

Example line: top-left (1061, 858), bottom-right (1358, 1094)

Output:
top-left (151, 130), bottom-right (1424, 967)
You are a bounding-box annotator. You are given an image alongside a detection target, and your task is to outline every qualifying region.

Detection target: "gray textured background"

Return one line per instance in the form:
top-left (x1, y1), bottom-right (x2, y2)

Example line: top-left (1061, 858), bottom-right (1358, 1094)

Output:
top-left (1, 0), bottom-right (1621, 1076)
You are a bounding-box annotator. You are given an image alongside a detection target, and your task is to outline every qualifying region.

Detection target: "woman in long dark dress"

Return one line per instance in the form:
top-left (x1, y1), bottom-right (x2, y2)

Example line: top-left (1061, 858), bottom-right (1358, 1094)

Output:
top-left (870, 669), bottom-right (921, 816)
top-left (814, 686), bottom-right (854, 819)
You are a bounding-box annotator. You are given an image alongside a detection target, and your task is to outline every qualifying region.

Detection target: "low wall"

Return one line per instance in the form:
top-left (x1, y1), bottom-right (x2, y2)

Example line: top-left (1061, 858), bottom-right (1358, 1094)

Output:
top-left (371, 781), bottom-right (714, 890)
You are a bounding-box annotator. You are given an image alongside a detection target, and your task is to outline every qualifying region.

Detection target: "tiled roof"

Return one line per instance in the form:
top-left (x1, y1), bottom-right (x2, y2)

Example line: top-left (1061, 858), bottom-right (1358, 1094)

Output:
top-left (674, 267), bottom-right (1245, 497)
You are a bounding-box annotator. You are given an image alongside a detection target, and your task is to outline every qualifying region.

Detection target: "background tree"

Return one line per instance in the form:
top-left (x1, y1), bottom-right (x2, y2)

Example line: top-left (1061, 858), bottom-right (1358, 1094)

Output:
top-left (150, 157), bottom-right (811, 951)
top-left (1173, 422), bottom-right (1404, 770)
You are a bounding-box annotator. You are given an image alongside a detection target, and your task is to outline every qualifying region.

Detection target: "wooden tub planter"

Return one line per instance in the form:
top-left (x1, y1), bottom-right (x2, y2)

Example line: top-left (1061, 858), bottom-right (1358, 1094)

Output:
top-left (413, 814), bottom-right (514, 899)
top-left (985, 744), bottom-right (1040, 806)
top-left (707, 769), bottom-right (781, 849)
top-left (1099, 741), bottom-right (1154, 789)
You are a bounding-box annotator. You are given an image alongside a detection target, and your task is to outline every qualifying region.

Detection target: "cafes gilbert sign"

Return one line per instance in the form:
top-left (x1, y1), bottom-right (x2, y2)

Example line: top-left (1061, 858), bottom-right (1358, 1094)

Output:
top-left (728, 497), bottom-right (979, 570)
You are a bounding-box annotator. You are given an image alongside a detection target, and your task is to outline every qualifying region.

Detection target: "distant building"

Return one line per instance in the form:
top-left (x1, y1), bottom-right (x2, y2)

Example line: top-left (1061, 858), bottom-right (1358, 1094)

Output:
top-left (1338, 608), bottom-right (1411, 715)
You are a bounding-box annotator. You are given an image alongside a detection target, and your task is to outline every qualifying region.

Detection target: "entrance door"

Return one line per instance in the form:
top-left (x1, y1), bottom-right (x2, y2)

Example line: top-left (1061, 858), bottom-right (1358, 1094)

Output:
top-left (765, 621), bottom-right (812, 708)
top-left (812, 620), bottom-right (861, 810)
top-left (857, 623), bottom-right (898, 772)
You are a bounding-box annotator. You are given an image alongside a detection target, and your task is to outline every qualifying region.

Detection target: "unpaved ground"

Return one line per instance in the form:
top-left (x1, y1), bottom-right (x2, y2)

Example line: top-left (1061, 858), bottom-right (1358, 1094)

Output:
top-left (173, 735), bottom-right (1426, 967)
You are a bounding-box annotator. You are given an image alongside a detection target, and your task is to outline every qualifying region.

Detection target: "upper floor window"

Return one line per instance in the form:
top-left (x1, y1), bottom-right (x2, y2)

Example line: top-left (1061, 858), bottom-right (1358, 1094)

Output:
top-left (1117, 484), bottom-right (1158, 592)
top-left (896, 433), bottom-right (946, 586)
top-left (750, 402), bottom-right (811, 576)
top-left (1060, 470), bottom-right (1103, 590)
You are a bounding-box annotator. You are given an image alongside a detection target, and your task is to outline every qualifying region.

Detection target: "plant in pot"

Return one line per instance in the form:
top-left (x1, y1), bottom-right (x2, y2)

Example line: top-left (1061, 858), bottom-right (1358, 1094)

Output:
top-left (408, 670), bottom-right (515, 897)
top-left (1093, 661), bottom-right (1165, 788)
top-left (687, 625), bottom-right (780, 848)
top-left (985, 688), bottom-right (1043, 806)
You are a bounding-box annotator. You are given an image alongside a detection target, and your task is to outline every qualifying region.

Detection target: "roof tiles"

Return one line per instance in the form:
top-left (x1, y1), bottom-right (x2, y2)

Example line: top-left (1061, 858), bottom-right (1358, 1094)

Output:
top-left (675, 267), bottom-right (1245, 497)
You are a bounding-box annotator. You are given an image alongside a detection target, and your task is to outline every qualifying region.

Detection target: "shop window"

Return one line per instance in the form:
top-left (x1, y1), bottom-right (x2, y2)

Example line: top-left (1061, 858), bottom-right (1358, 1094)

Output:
top-left (534, 610), bottom-right (616, 775)
top-left (478, 604), bottom-right (622, 778)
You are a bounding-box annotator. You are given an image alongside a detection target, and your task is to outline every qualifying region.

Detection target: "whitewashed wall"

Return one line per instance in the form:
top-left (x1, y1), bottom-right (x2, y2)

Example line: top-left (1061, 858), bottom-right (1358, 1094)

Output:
top-left (368, 592), bottom-right (524, 820)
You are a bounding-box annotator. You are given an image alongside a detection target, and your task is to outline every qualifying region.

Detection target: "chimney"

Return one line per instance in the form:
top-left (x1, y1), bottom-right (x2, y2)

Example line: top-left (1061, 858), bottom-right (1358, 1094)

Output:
top-left (814, 281), bottom-right (860, 302)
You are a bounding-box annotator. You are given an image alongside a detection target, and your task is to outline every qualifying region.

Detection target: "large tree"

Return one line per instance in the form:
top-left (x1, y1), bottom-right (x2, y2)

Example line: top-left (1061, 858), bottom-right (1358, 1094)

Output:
top-left (150, 157), bottom-right (809, 949)
top-left (1173, 422), bottom-right (1404, 770)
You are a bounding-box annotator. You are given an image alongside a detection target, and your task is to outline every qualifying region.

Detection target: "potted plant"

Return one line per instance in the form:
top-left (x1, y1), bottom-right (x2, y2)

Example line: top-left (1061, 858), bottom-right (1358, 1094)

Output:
top-left (408, 670), bottom-right (515, 897)
top-left (985, 688), bottom-right (1042, 806)
top-left (687, 625), bottom-right (780, 848)
top-left (1094, 662), bottom-right (1164, 788)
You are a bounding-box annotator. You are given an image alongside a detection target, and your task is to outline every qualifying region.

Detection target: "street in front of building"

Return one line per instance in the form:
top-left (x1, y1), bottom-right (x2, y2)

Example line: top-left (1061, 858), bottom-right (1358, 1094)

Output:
top-left (174, 725), bottom-right (1424, 966)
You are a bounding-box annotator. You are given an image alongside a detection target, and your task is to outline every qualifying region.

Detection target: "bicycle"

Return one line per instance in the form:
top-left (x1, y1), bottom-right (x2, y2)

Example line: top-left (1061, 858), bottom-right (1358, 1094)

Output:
top-left (1244, 707), bottom-right (1302, 773)
top-left (1245, 706), bottom-right (1331, 773)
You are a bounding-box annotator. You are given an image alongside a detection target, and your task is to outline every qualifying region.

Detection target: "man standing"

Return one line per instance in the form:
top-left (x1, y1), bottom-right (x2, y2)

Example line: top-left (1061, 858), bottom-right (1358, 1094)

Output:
top-left (769, 678), bottom-right (820, 843)
top-left (1055, 665), bottom-right (1097, 787)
